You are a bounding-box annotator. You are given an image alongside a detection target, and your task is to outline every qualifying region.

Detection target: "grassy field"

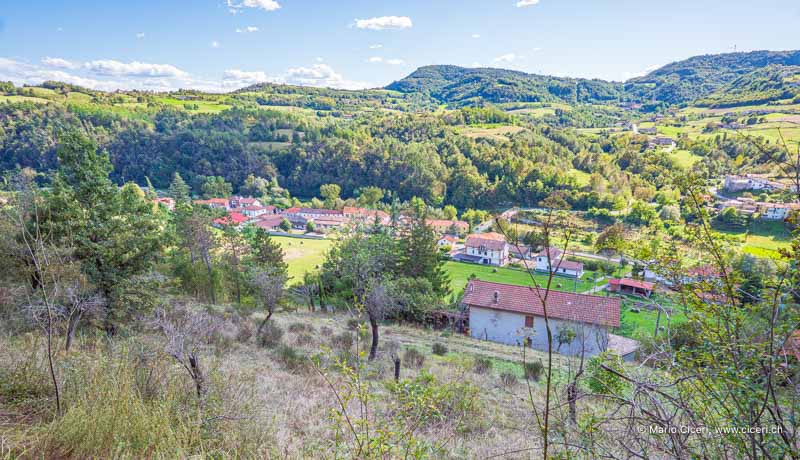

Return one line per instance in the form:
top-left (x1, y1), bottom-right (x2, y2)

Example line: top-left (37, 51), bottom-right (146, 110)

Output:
top-left (459, 125), bottom-right (526, 141)
top-left (617, 294), bottom-right (687, 339)
top-left (715, 220), bottom-right (793, 258)
top-left (669, 149), bottom-right (702, 169)
top-left (444, 261), bottom-right (604, 295)
top-left (272, 236), bottom-right (332, 281)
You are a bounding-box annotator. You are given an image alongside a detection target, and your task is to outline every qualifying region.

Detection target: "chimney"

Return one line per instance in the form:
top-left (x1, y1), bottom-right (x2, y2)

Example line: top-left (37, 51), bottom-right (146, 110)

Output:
top-left (493, 291), bottom-right (499, 303)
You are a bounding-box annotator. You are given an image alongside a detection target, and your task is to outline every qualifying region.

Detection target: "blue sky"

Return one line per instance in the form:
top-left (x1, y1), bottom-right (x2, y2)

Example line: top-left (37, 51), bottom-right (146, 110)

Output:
top-left (1, 0), bottom-right (799, 92)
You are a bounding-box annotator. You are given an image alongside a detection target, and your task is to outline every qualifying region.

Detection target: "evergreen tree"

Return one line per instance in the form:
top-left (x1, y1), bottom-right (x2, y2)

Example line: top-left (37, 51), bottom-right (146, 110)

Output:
top-left (398, 217), bottom-right (450, 297)
top-left (249, 228), bottom-right (288, 276)
top-left (169, 172), bottom-right (191, 204)
top-left (44, 131), bottom-right (166, 334)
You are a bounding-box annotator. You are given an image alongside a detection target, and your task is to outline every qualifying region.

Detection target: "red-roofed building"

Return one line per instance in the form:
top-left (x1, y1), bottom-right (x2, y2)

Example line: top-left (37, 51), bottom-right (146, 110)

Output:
top-left (240, 205), bottom-right (274, 218)
top-left (213, 212), bottom-right (249, 227)
top-left (535, 247), bottom-right (584, 278)
top-left (194, 198), bottom-right (230, 210)
top-left (608, 278), bottom-right (655, 298)
top-left (425, 218), bottom-right (469, 235)
top-left (461, 232), bottom-right (509, 266)
top-left (462, 279), bottom-right (620, 356)
top-left (343, 207), bottom-right (391, 225)
top-left (153, 197), bottom-right (175, 211)
top-left (229, 196), bottom-right (262, 209)
top-left (252, 215), bottom-right (284, 231)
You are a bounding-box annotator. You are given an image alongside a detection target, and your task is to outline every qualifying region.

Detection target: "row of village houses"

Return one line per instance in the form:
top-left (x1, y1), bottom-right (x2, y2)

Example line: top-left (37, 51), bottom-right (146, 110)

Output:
top-left (159, 196), bottom-right (474, 236)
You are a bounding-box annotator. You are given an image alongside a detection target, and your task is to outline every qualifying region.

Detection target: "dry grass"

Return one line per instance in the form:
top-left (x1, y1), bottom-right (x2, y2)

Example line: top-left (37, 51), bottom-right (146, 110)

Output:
top-left (0, 307), bottom-right (617, 458)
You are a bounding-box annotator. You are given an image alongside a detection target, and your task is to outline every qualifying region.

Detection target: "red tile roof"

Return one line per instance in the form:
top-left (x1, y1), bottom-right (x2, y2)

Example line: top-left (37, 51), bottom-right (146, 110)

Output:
top-left (537, 247), bottom-right (564, 259)
top-left (253, 215), bottom-right (283, 229)
top-left (462, 279), bottom-right (620, 327)
top-left (553, 259), bottom-right (584, 272)
top-left (609, 278), bottom-right (654, 291)
top-left (195, 198), bottom-right (229, 206)
top-left (214, 212), bottom-right (249, 226)
top-left (465, 232), bottom-right (507, 251)
top-left (426, 219), bottom-right (469, 231)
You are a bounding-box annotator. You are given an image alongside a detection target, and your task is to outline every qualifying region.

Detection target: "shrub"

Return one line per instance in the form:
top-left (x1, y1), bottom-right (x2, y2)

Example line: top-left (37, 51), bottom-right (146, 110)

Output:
top-left (432, 343), bottom-right (448, 356)
top-left (524, 360), bottom-right (544, 381)
top-left (236, 321), bottom-right (254, 343)
top-left (320, 326), bottom-right (333, 337)
top-left (472, 356), bottom-right (493, 374)
top-left (330, 331), bottom-right (354, 351)
top-left (295, 333), bottom-right (315, 347)
top-left (256, 322), bottom-right (284, 349)
top-left (288, 322), bottom-right (314, 334)
top-left (346, 318), bottom-right (362, 330)
top-left (500, 371), bottom-right (517, 386)
top-left (403, 348), bottom-right (426, 369)
top-left (586, 351), bottom-right (628, 395)
top-left (386, 371), bottom-right (482, 427)
top-left (276, 344), bottom-right (309, 372)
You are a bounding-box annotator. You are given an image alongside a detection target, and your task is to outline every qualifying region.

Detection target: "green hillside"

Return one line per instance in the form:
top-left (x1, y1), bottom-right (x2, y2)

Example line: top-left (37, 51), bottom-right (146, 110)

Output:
top-left (385, 65), bottom-right (626, 106)
top-left (625, 49), bottom-right (800, 105)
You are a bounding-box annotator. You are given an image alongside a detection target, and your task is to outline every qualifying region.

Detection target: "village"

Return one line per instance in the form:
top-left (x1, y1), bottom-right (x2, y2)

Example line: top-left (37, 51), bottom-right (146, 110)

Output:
top-left (142, 186), bottom-right (770, 365)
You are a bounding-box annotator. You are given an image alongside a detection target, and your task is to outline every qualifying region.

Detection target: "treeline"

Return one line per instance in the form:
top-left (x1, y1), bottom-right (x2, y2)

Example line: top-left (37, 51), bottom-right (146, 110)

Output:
top-left (1, 100), bottom-right (673, 212)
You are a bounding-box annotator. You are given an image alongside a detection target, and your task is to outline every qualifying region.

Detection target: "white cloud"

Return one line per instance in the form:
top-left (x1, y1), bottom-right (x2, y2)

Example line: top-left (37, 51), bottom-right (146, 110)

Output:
top-left (471, 34), bottom-right (481, 39)
top-left (471, 62), bottom-right (481, 67)
top-left (354, 16), bottom-right (412, 30)
top-left (369, 44), bottom-right (383, 49)
top-left (211, 41), bottom-right (220, 48)
top-left (136, 32), bottom-right (145, 39)
top-left (84, 60), bottom-right (188, 78)
top-left (236, 26), bottom-right (259, 33)
top-left (367, 57), bottom-right (404, 66)
top-left (516, 0), bottom-right (540, 7)
top-left (533, 47), bottom-right (542, 52)
top-left (227, 0), bottom-right (280, 12)
top-left (222, 69), bottom-right (271, 88)
top-left (284, 63), bottom-right (371, 90)
top-left (1, 56), bottom-right (370, 93)
top-left (42, 56), bottom-right (80, 70)
top-left (315, 57), bottom-right (324, 62)
top-left (493, 53), bottom-right (517, 63)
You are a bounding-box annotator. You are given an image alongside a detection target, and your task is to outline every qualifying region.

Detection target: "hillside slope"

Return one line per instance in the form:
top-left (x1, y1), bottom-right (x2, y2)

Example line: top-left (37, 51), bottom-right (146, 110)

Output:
top-left (385, 65), bottom-right (625, 106)
top-left (625, 50), bottom-right (800, 105)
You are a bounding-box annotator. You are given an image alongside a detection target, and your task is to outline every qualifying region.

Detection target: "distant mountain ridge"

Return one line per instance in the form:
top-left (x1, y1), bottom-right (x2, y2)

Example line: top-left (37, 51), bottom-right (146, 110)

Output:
top-left (387, 50), bottom-right (800, 107)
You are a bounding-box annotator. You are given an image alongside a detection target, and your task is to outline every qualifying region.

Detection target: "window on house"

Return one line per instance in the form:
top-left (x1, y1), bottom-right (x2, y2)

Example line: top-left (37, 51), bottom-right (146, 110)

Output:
top-left (525, 316), bottom-right (534, 328)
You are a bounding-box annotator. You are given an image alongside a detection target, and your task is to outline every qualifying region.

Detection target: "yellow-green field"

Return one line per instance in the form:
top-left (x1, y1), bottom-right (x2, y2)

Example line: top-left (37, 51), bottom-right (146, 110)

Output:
top-left (272, 236), bottom-right (332, 281)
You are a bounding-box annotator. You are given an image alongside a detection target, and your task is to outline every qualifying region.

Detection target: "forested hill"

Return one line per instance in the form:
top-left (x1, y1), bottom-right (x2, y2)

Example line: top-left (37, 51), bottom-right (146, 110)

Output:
top-left (385, 65), bottom-right (626, 106)
top-left (624, 50), bottom-right (800, 105)
top-left (387, 50), bottom-right (800, 107)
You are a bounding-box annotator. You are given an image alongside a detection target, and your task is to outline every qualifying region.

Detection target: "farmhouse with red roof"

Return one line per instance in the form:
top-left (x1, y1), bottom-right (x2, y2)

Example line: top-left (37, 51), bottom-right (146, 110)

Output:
top-left (534, 247), bottom-right (584, 278)
top-left (462, 279), bottom-right (620, 356)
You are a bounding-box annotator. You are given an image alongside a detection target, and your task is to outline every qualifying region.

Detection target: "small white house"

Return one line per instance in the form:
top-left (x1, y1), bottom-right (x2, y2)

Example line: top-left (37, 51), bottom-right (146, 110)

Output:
top-left (534, 248), bottom-right (584, 278)
top-left (462, 232), bottom-right (508, 266)
top-left (759, 203), bottom-right (797, 221)
top-left (462, 280), bottom-right (621, 357)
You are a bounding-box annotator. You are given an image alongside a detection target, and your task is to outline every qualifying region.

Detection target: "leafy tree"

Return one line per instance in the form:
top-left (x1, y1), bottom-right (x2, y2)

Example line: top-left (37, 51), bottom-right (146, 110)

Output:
top-left (201, 175), bottom-right (232, 199)
top-left (279, 218), bottom-right (292, 232)
top-left (306, 220), bottom-right (317, 233)
top-left (320, 183), bottom-right (341, 209)
top-left (248, 227), bottom-right (288, 275)
top-left (442, 205), bottom-right (457, 221)
top-left (356, 186), bottom-right (384, 208)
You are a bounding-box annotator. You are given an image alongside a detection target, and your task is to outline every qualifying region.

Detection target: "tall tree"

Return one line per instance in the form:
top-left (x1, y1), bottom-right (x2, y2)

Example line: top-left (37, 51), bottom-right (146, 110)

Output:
top-left (398, 217), bottom-right (450, 297)
top-left (44, 131), bottom-right (166, 334)
top-left (169, 172), bottom-right (191, 204)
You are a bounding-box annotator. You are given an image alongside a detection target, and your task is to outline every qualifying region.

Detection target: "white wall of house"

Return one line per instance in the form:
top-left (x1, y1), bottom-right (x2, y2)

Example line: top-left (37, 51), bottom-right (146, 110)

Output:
top-left (761, 206), bottom-right (790, 220)
top-left (469, 306), bottom-right (608, 357)
top-left (466, 245), bottom-right (508, 266)
top-left (535, 256), bottom-right (583, 277)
